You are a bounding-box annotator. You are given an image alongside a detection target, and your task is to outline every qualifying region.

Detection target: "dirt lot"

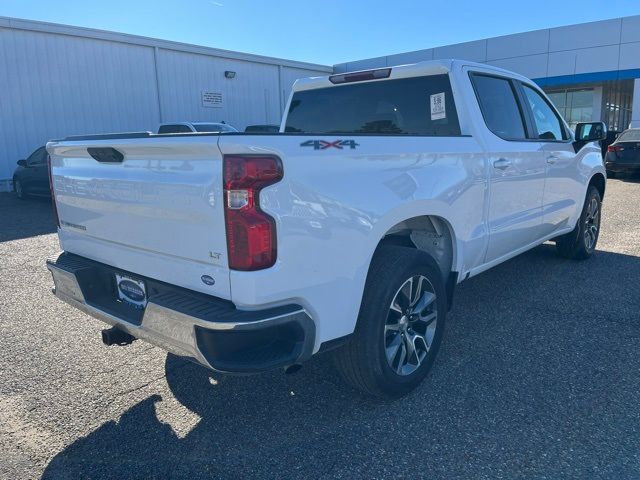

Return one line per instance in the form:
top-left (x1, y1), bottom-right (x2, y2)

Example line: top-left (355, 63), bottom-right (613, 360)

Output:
top-left (1, 178), bottom-right (640, 479)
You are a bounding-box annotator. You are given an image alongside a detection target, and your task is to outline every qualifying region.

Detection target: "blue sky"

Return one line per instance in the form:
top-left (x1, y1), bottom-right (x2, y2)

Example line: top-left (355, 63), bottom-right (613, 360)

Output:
top-left (1, 0), bottom-right (639, 65)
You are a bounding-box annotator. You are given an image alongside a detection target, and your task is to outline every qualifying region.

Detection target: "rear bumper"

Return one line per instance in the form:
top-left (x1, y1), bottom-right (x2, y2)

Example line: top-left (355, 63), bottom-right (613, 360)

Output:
top-left (46, 252), bottom-right (315, 373)
top-left (605, 161), bottom-right (640, 173)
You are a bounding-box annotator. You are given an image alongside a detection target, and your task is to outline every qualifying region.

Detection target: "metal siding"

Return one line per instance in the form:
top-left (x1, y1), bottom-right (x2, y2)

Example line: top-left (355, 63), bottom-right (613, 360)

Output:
top-left (621, 16), bottom-right (640, 43)
top-left (548, 18), bottom-right (622, 51)
top-left (433, 40), bottom-right (487, 63)
top-left (279, 66), bottom-right (327, 114)
top-left (547, 50), bottom-right (578, 77)
top-left (486, 29), bottom-right (549, 60)
top-left (387, 49), bottom-right (434, 67)
top-left (619, 42), bottom-right (640, 71)
top-left (0, 15), bottom-right (331, 72)
top-left (156, 49), bottom-right (281, 131)
top-left (333, 15), bottom-right (640, 93)
top-left (0, 27), bottom-right (160, 186)
top-left (0, 19), bottom-right (329, 189)
top-left (574, 45), bottom-right (620, 74)
top-left (345, 57), bottom-right (388, 71)
top-left (333, 63), bottom-right (349, 73)
top-left (487, 54), bottom-right (548, 80)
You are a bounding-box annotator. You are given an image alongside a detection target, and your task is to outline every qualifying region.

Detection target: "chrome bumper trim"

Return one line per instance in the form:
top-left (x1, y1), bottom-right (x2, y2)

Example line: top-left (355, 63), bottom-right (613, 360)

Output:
top-left (46, 255), bottom-right (314, 372)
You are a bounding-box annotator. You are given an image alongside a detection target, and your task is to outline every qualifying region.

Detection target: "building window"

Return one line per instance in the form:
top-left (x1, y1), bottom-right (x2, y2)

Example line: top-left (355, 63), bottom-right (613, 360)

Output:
top-left (546, 80), bottom-right (634, 132)
top-left (602, 80), bottom-right (633, 132)
top-left (546, 89), bottom-right (594, 129)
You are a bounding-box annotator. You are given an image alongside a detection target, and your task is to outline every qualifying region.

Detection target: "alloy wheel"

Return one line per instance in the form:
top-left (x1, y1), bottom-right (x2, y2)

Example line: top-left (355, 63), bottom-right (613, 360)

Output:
top-left (384, 275), bottom-right (438, 376)
top-left (584, 197), bottom-right (600, 251)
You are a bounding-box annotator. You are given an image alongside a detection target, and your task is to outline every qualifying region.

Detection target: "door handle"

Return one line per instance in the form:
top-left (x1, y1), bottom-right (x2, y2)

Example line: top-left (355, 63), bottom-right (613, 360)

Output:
top-left (546, 155), bottom-right (558, 164)
top-left (493, 158), bottom-right (512, 170)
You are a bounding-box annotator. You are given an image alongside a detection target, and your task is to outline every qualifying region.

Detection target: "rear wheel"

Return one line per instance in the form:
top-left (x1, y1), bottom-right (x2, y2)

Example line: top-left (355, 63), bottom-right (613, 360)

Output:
top-left (556, 186), bottom-right (601, 260)
top-left (14, 179), bottom-right (26, 200)
top-left (333, 246), bottom-right (447, 398)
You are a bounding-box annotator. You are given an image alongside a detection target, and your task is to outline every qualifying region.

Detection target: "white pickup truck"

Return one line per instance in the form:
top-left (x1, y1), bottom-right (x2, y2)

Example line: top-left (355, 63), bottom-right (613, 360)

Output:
top-left (46, 60), bottom-right (607, 398)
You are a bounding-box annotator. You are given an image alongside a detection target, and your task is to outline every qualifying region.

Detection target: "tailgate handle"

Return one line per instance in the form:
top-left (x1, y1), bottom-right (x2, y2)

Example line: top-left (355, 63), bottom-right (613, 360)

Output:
top-left (87, 147), bottom-right (124, 163)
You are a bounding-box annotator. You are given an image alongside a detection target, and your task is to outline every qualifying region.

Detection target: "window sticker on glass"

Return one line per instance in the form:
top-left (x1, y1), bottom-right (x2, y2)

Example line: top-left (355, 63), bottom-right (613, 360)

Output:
top-left (430, 92), bottom-right (446, 121)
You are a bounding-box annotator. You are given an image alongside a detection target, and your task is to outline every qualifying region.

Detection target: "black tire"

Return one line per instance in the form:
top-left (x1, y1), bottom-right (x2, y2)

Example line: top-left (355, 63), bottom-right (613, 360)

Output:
top-left (556, 185), bottom-right (601, 260)
top-left (14, 179), bottom-right (26, 200)
top-left (333, 246), bottom-right (447, 399)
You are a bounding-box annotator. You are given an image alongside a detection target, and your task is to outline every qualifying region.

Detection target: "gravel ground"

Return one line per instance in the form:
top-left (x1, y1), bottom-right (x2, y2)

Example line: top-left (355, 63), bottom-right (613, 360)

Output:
top-left (1, 178), bottom-right (640, 480)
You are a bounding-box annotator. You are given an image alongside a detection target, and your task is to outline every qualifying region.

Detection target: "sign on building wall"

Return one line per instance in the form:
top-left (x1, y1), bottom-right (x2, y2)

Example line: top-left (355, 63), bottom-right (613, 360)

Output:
top-left (202, 91), bottom-right (223, 108)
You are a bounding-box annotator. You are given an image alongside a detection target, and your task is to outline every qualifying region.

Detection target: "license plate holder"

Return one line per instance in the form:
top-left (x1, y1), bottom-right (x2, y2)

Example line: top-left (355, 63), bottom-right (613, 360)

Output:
top-left (115, 273), bottom-right (147, 309)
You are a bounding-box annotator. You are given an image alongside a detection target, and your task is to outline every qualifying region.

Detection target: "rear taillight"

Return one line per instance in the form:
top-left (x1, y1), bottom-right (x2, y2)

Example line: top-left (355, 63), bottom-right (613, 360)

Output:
top-left (607, 145), bottom-right (623, 152)
top-left (223, 155), bottom-right (283, 271)
top-left (47, 154), bottom-right (60, 228)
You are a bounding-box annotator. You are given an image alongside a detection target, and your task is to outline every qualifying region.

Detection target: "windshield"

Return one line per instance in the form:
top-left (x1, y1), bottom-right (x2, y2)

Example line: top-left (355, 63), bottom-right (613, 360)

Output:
top-left (616, 129), bottom-right (640, 142)
top-left (193, 124), bottom-right (237, 133)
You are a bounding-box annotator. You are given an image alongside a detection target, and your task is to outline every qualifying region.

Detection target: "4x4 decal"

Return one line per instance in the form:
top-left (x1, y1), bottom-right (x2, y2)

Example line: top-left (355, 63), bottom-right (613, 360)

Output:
top-left (300, 139), bottom-right (360, 150)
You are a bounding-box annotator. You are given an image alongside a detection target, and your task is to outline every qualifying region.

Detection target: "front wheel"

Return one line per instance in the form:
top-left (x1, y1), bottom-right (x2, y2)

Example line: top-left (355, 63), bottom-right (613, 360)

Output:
top-left (333, 246), bottom-right (447, 398)
top-left (556, 185), bottom-right (602, 260)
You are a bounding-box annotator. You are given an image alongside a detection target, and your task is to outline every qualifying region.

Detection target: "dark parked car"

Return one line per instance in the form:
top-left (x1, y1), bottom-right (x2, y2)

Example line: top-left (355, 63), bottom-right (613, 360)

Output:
top-left (601, 129), bottom-right (621, 158)
top-left (13, 146), bottom-right (50, 199)
top-left (605, 128), bottom-right (640, 177)
top-left (244, 124), bottom-right (280, 133)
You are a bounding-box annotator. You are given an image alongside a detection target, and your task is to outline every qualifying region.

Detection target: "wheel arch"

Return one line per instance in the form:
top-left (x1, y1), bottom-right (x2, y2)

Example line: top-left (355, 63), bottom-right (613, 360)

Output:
top-left (372, 214), bottom-right (460, 309)
top-left (376, 215), bottom-right (457, 277)
top-left (588, 172), bottom-right (606, 200)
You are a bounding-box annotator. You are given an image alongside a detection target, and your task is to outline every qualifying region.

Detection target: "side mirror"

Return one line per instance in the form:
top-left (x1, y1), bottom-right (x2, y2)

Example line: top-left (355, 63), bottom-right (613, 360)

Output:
top-left (575, 122), bottom-right (607, 142)
top-left (17, 159), bottom-right (27, 167)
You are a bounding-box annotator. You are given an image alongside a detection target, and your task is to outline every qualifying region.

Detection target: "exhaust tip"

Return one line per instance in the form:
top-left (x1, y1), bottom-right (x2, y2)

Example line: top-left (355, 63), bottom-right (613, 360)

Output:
top-left (102, 327), bottom-right (136, 346)
top-left (284, 364), bottom-right (302, 375)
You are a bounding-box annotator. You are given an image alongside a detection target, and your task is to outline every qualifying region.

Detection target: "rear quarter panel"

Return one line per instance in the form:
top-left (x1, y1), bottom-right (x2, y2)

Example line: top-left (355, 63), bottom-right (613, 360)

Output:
top-left (219, 134), bottom-right (488, 349)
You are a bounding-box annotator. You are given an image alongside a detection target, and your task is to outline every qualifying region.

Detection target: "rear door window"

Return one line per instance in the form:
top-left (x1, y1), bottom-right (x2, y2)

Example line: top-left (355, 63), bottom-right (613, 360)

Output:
top-left (470, 74), bottom-right (527, 140)
top-left (285, 74), bottom-right (461, 136)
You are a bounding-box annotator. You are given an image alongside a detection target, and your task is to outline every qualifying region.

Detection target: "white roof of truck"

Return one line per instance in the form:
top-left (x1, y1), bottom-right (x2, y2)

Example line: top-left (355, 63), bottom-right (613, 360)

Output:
top-left (292, 59), bottom-right (534, 92)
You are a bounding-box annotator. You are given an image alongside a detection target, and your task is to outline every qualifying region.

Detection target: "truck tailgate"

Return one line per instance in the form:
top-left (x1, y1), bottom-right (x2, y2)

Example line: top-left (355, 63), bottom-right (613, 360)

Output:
top-left (47, 136), bottom-right (230, 299)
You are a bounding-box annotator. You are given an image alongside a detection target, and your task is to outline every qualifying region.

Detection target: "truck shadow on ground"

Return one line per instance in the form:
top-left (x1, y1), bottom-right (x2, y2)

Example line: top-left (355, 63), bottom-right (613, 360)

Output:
top-left (42, 245), bottom-right (640, 479)
top-left (0, 193), bottom-right (56, 242)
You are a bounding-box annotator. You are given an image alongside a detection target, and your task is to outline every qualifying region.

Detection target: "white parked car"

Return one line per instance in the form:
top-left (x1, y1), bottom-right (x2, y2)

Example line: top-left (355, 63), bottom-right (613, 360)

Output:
top-left (157, 122), bottom-right (238, 134)
top-left (46, 60), bottom-right (606, 398)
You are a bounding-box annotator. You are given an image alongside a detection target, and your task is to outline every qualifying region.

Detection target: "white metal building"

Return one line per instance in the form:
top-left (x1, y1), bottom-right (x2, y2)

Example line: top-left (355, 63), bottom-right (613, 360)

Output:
top-left (335, 15), bottom-right (640, 133)
top-left (0, 16), bottom-right (330, 191)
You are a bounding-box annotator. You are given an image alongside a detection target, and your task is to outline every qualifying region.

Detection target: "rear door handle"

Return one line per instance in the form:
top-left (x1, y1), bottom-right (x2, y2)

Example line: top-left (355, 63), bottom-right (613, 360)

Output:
top-left (493, 158), bottom-right (512, 170)
top-left (546, 155), bottom-right (559, 164)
